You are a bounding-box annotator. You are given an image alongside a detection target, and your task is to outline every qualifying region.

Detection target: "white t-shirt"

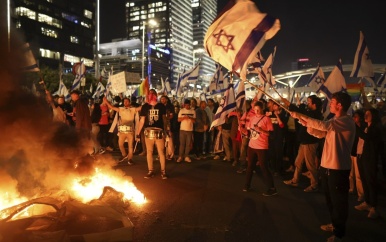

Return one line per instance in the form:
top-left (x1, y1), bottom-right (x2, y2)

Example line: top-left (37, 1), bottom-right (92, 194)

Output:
top-left (119, 107), bottom-right (137, 126)
top-left (178, 108), bottom-right (196, 131)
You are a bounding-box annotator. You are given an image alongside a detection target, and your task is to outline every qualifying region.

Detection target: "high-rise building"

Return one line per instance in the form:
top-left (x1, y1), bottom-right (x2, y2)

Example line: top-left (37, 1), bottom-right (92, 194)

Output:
top-left (125, 0), bottom-right (193, 88)
top-left (9, 0), bottom-right (96, 71)
top-left (192, 0), bottom-right (216, 86)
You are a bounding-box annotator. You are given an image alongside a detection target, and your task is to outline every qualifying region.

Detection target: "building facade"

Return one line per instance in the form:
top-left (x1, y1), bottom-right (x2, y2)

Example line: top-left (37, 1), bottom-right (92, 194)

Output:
top-left (125, 0), bottom-right (193, 89)
top-left (10, 0), bottom-right (95, 72)
top-left (192, 0), bottom-right (217, 88)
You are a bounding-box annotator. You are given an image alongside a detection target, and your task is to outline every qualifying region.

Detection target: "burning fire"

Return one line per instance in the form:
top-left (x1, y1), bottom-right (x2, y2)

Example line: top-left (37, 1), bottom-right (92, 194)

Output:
top-left (71, 167), bottom-right (146, 204)
top-left (0, 168), bottom-right (146, 213)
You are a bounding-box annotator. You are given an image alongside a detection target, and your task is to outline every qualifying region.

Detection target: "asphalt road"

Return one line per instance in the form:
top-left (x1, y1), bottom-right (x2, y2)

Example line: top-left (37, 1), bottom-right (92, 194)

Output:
top-left (107, 150), bottom-right (386, 242)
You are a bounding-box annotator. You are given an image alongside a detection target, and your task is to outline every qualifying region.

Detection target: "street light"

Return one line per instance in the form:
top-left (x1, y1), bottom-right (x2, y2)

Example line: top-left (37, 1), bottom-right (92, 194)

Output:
top-left (141, 19), bottom-right (158, 80)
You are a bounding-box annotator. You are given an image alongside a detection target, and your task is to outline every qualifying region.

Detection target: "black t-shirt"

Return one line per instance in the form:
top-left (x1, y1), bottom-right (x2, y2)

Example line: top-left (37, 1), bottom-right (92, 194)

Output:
top-left (140, 103), bottom-right (166, 129)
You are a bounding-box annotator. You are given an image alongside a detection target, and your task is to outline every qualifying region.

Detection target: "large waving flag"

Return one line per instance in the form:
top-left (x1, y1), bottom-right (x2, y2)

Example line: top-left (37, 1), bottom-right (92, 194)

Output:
top-left (210, 84), bottom-right (237, 129)
top-left (318, 60), bottom-right (347, 100)
top-left (346, 83), bottom-right (363, 102)
top-left (204, 0), bottom-right (280, 80)
top-left (350, 31), bottom-right (374, 78)
top-left (21, 43), bottom-right (40, 72)
top-left (307, 64), bottom-right (325, 91)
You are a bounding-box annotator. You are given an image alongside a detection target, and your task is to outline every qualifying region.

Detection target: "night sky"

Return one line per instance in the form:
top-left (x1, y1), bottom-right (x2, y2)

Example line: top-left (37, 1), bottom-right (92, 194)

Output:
top-left (100, 0), bottom-right (386, 74)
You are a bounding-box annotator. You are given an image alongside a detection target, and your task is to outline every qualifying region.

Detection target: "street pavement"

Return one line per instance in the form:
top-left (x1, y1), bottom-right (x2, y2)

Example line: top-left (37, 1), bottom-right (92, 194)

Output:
top-left (106, 150), bottom-right (386, 242)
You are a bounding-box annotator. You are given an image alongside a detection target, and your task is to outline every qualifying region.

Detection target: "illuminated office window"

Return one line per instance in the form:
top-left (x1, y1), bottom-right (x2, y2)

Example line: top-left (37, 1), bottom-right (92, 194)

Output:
top-left (15, 7), bottom-right (36, 20)
top-left (38, 13), bottom-right (62, 28)
top-left (70, 36), bottom-right (79, 44)
top-left (41, 27), bottom-right (58, 38)
top-left (40, 48), bottom-right (60, 60)
top-left (84, 9), bottom-right (92, 19)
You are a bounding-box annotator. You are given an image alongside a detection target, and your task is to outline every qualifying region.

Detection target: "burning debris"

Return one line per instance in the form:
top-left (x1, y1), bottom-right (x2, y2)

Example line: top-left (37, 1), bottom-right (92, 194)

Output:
top-left (0, 187), bottom-right (134, 242)
top-left (0, 26), bottom-right (145, 242)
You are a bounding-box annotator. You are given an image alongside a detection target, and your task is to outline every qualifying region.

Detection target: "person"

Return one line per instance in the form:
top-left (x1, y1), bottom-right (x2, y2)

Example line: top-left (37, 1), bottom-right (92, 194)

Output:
top-left (136, 89), bottom-right (168, 179)
top-left (98, 96), bottom-right (111, 150)
top-left (69, 90), bottom-right (93, 155)
top-left (237, 99), bottom-right (255, 173)
top-left (355, 108), bottom-right (382, 219)
top-left (204, 98), bottom-right (215, 155)
top-left (282, 95), bottom-right (323, 192)
top-left (267, 101), bottom-right (288, 176)
top-left (241, 101), bottom-right (277, 196)
top-left (176, 99), bottom-right (196, 163)
top-left (45, 90), bottom-right (67, 124)
top-left (105, 96), bottom-right (141, 165)
top-left (349, 110), bottom-right (365, 202)
top-left (90, 101), bottom-right (105, 155)
top-left (193, 100), bottom-right (209, 160)
top-left (290, 91), bottom-right (355, 242)
top-left (229, 108), bottom-right (243, 166)
top-left (160, 95), bottom-right (175, 160)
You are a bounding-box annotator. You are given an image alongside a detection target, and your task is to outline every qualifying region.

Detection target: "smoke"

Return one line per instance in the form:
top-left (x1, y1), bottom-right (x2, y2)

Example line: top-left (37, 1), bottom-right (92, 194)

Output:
top-left (0, 26), bottom-right (117, 206)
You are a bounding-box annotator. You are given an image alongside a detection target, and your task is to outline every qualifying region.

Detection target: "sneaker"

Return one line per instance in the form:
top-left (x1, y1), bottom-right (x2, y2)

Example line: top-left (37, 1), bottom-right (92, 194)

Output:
top-left (144, 171), bottom-right (155, 179)
top-left (127, 159), bottom-right (134, 165)
top-left (232, 160), bottom-right (238, 167)
top-left (213, 155), bottom-right (220, 160)
top-left (304, 185), bottom-right (318, 192)
top-left (194, 154), bottom-right (201, 160)
top-left (119, 156), bottom-right (128, 163)
top-left (355, 201), bottom-right (371, 211)
top-left (176, 157), bottom-right (183, 163)
top-left (161, 172), bottom-right (168, 180)
top-left (320, 223), bottom-right (334, 232)
top-left (262, 188), bottom-right (278, 197)
top-left (184, 156), bottom-right (192, 163)
top-left (283, 179), bottom-right (299, 187)
top-left (98, 148), bottom-right (106, 154)
top-left (367, 207), bottom-right (379, 219)
top-left (327, 235), bottom-right (342, 242)
top-left (237, 168), bottom-right (246, 174)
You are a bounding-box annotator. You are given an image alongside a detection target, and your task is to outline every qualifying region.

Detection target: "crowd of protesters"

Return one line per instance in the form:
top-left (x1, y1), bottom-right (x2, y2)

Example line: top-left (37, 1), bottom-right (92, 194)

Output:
top-left (45, 87), bottom-right (386, 241)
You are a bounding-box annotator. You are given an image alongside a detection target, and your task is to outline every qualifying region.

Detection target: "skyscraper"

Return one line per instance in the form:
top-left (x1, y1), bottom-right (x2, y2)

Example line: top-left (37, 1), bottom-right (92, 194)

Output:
top-left (192, 0), bottom-right (217, 85)
top-left (126, 0), bottom-right (193, 88)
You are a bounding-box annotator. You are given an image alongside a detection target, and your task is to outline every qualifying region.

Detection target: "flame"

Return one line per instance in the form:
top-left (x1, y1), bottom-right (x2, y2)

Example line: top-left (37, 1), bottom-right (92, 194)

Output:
top-left (70, 168), bottom-right (146, 205)
top-left (0, 192), bottom-right (28, 213)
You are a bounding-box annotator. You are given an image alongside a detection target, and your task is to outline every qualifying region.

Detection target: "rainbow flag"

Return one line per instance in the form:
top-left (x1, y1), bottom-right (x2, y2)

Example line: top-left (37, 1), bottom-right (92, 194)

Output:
top-left (346, 83), bottom-right (363, 102)
top-left (133, 77), bottom-right (149, 97)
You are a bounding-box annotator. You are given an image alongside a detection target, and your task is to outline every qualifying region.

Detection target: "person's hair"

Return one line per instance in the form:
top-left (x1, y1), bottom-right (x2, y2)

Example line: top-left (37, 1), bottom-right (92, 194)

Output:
top-left (114, 96), bottom-right (121, 102)
top-left (122, 97), bottom-right (130, 102)
top-left (332, 91), bottom-right (351, 112)
top-left (353, 109), bottom-right (364, 120)
top-left (254, 101), bottom-right (264, 110)
top-left (366, 108), bottom-right (381, 124)
top-left (308, 95), bottom-right (322, 111)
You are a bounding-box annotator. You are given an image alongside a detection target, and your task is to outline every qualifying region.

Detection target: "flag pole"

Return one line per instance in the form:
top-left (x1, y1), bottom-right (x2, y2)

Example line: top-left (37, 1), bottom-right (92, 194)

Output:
top-left (244, 79), bottom-right (290, 113)
top-left (256, 68), bottom-right (284, 99)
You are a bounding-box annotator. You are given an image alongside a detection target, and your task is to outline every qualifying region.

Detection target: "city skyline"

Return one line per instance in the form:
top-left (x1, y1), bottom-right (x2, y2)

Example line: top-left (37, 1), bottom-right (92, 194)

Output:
top-left (101, 0), bottom-right (386, 75)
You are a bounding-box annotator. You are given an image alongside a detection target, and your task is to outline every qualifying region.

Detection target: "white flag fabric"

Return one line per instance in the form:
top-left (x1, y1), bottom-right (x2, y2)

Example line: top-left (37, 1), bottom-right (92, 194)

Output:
top-left (55, 80), bottom-right (71, 102)
top-left (93, 82), bottom-right (106, 99)
top-left (21, 43), bottom-right (40, 72)
top-left (176, 63), bottom-right (200, 97)
top-left (318, 60), bottom-right (347, 100)
top-left (260, 47), bottom-right (276, 85)
top-left (104, 68), bottom-right (113, 96)
top-left (235, 80), bottom-right (245, 111)
top-left (307, 65), bottom-right (325, 91)
top-left (350, 31), bottom-right (374, 78)
top-left (164, 77), bottom-right (171, 93)
top-left (204, 0), bottom-right (280, 80)
top-left (376, 70), bottom-right (386, 93)
top-left (210, 84), bottom-right (237, 129)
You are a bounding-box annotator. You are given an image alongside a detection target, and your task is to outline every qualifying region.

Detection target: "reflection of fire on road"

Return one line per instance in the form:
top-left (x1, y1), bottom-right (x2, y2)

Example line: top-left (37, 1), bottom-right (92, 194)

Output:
top-left (0, 26), bottom-right (144, 241)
